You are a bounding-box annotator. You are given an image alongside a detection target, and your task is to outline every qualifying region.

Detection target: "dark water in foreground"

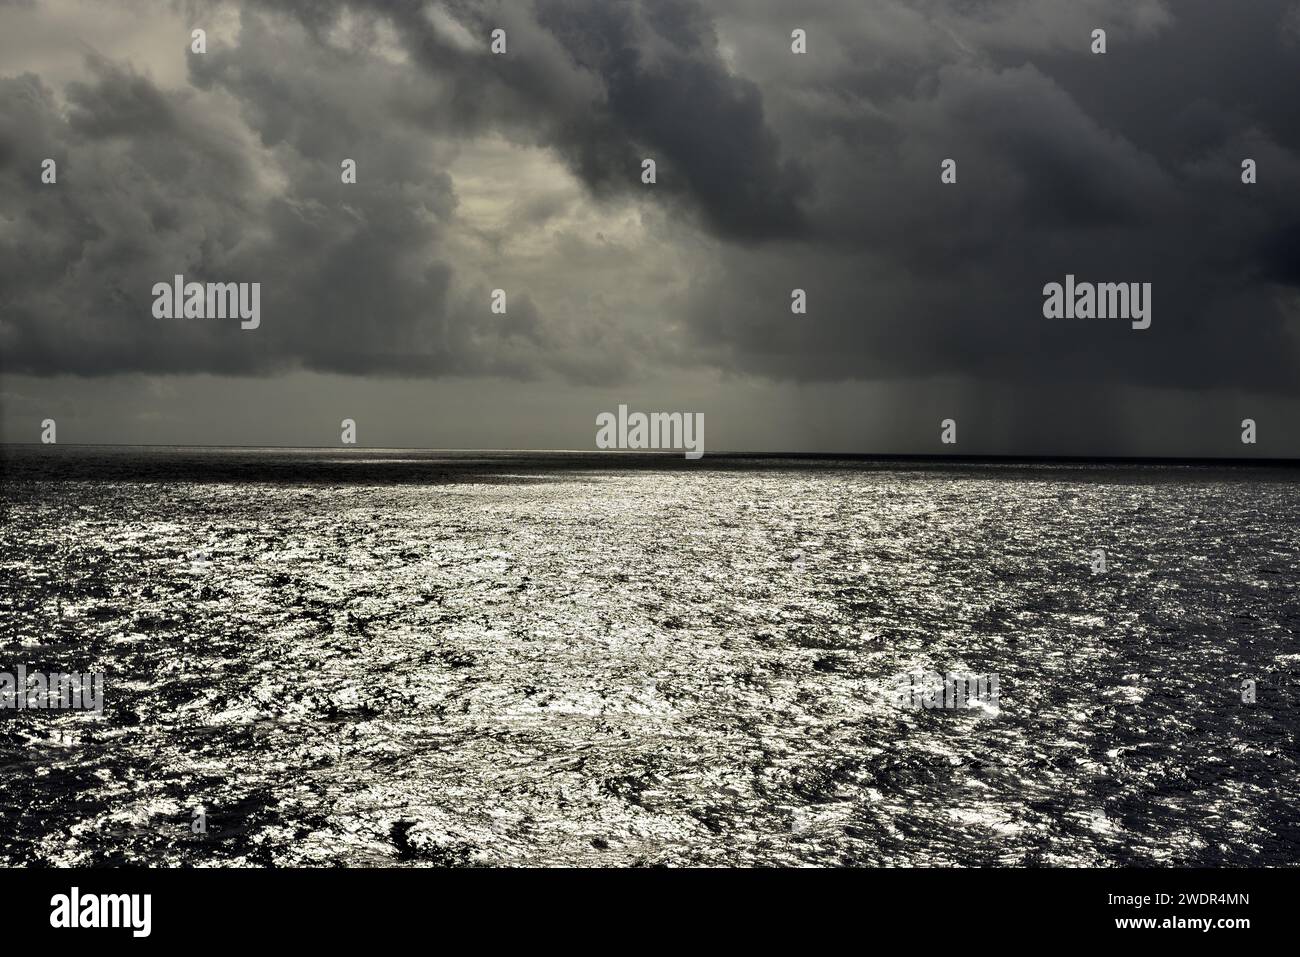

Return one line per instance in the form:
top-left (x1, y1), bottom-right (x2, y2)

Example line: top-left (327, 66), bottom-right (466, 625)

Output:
top-left (2, 446), bottom-right (1298, 866)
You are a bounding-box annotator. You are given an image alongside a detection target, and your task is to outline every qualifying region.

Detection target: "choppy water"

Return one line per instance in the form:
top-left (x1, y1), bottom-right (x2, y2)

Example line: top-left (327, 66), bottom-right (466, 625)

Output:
top-left (2, 446), bottom-right (1298, 866)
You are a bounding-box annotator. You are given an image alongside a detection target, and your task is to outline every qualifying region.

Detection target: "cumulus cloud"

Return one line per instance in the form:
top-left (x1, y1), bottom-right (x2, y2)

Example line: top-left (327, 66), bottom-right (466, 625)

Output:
top-left (0, 0), bottom-right (1297, 408)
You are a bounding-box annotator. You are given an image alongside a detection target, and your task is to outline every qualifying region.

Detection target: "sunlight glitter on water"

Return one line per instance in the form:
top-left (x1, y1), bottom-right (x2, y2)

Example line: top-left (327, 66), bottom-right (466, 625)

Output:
top-left (1, 448), bottom-right (1298, 866)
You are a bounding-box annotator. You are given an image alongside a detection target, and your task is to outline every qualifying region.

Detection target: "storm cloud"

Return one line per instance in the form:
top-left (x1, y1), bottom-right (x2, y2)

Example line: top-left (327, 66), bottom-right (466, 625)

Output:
top-left (0, 0), bottom-right (1298, 451)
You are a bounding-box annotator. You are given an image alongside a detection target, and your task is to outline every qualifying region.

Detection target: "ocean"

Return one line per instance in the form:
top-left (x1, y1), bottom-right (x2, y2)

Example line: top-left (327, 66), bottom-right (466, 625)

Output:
top-left (2, 446), bottom-right (1298, 866)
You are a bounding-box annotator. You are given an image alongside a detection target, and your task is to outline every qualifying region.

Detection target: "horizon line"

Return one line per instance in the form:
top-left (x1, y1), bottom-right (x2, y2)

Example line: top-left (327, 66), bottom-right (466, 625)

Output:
top-left (2, 442), bottom-right (1297, 466)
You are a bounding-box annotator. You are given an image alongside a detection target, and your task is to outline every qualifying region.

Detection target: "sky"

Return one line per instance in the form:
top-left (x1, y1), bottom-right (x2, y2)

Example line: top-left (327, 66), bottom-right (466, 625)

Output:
top-left (1, 0), bottom-right (1298, 455)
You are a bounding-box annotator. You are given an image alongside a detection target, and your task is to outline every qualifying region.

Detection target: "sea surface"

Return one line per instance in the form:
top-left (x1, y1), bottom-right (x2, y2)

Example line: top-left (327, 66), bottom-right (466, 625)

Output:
top-left (2, 446), bottom-right (1298, 866)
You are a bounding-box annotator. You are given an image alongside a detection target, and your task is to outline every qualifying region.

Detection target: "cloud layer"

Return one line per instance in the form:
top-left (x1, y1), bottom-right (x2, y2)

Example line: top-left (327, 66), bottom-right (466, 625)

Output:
top-left (1, 0), bottom-right (1298, 404)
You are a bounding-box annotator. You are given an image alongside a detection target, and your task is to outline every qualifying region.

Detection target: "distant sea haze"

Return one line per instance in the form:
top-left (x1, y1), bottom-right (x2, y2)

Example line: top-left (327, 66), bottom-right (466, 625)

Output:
top-left (2, 445), bottom-right (1297, 866)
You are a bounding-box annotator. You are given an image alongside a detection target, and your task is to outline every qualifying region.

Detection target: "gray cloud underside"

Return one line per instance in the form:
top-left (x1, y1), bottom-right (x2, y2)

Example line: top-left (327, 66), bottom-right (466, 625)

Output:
top-left (0, 0), bottom-right (1297, 394)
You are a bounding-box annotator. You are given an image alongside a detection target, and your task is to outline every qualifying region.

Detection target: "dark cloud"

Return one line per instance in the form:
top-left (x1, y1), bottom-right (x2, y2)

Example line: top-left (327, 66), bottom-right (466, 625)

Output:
top-left (0, 0), bottom-right (1297, 424)
top-left (308, 0), bottom-right (812, 238)
top-left (530, 0), bottom-right (810, 239)
top-left (686, 0), bottom-right (1300, 396)
top-left (0, 6), bottom-right (573, 380)
top-left (66, 54), bottom-right (178, 138)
